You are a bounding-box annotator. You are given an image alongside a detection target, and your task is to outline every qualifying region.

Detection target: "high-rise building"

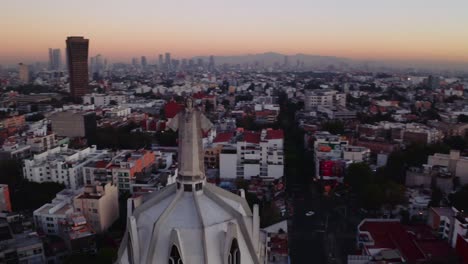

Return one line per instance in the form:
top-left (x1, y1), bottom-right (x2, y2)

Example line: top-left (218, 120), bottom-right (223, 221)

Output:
top-left (141, 56), bottom-right (147, 69)
top-left (18, 63), bottom-right (29, 84)
top-left (132, 58), bottom-right (138, 67)
top-left (158, 54), bottom-right (164, 66)
top-left (283, 55), bottom-right (289, 67)
top-left (209, 55), bottom-right (215, 70)
top-left (66, 36), bottom-right (89, 100)
top-left (164, 52), bottom-right (171, 69)
top-left (197, 58), bottom-right (204, 67)
top-left (49, 48), bottom-right (61, 70)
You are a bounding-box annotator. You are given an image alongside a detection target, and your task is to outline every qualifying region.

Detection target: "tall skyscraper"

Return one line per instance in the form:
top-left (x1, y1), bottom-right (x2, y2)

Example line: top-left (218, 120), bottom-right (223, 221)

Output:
top-left (158, 54), bottom-right (163, 66)
top-left (66, 36), bottom-right (89, 100)
top-left (141, 56), bottom-right (147, 69)
top-left (165, 52), bottom-right (171, 70)
top-left (48, 48), bottom-right (61, 70)
top-left (18, 63), bottom-right (29, 84)
top-left (209, 55), bottom-right (215, 70)
top-left (131, 58), bottom-right (138, 67)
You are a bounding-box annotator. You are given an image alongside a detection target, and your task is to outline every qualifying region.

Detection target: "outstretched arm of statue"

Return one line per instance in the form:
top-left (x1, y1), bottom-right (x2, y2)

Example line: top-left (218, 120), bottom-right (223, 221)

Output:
top-left (166, 113), bottom-right (180, 131)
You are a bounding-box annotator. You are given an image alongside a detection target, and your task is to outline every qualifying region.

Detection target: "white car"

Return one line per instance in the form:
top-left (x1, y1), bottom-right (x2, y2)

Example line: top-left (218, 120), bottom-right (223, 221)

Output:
top-left (305, 211), bottom-right (315, 217)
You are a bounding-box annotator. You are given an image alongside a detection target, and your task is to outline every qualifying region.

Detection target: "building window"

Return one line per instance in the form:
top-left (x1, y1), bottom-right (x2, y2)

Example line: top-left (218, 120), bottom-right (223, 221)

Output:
top-left (169, 245), bottom-right (183, 264)
top-left (184, 184), bottom-right (192, 192)
top-left (195, 183), bottom-right (202, 191)
top-left (228, 239), bottom-right (240, 264)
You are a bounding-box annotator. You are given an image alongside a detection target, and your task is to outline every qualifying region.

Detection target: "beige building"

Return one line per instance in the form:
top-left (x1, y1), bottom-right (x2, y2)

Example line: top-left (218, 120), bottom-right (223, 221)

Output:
top-left (428, 150), bottom-right (468, 185)
top-left (50, 111), bottom-right (96, 138)
top-left (18, 63), bottom-right (29, 84)
top-left (73, 182), bottom-right (119, 233)
top-left (26, 133), bottom-right (57, 153)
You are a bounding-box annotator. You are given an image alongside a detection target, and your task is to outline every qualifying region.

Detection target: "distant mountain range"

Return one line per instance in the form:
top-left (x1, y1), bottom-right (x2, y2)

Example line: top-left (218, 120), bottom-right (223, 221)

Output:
top-left (194, 52), bottom-right (468, 73)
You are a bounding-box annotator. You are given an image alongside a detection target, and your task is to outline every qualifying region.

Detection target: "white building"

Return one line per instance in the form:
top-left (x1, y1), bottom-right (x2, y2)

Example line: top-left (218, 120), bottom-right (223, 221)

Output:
top-left (313, 132), bottom-right (371, 182)
top-left (82, 93), bottom-right (128, 106)
top-left (219, 129), bottom-right (284, 180)
top-left (104, 107), bottom-right (131, 118)
top-left (23, 144), bottom-right (108, 190)
top-left (304, 89), bottom-right (346, 111)
top-left (343, 146), bottom-right (371, 162)
top-left (34, 189), bottom-right (81, 236)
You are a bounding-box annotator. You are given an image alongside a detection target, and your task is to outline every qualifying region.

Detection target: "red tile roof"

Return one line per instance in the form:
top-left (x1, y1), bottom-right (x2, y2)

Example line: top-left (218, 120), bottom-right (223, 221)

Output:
top-left (94, 160), bottom-right (109, 169)
top-left (242, 131), bottom-right (261, 144)
top-left (266, 129), bottom-right (284, 140)
top-left (360, 220), bottom-right (426, 263)
top-left (164, 101), bottom-right (182, 119)
top-left (213, 132), bottom-right (234, 143)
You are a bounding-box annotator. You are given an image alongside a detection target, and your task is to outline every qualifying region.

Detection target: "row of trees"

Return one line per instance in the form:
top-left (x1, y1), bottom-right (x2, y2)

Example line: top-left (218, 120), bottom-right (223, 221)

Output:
top-left (345, 162), bottom-right (406, 210)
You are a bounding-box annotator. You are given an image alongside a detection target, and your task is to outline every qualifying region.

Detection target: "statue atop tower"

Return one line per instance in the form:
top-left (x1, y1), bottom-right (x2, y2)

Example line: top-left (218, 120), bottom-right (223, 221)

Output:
top-left (167, 98), bottom-right (212, 181)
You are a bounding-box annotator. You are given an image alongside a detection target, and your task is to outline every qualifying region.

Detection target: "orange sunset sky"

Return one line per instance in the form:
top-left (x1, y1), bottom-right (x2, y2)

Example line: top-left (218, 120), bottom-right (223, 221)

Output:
top-left (1, 0), bottom-right (468, 65)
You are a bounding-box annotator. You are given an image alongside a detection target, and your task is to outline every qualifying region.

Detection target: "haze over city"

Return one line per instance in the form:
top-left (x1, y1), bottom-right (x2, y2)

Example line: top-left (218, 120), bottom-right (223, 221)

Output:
top-left (2, 0), bottom-right (468, 66)
top-left (3, 0), bottom-right (468, 263)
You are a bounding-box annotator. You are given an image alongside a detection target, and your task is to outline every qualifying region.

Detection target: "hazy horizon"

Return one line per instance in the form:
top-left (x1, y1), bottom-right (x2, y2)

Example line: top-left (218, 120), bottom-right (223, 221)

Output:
top-left (2, 0), bottom-right (468, 66)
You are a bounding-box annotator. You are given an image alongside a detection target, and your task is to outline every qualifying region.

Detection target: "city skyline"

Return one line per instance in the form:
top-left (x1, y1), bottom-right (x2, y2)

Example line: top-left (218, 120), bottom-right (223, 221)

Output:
top-left (2, 0), bottom-right (468, 65)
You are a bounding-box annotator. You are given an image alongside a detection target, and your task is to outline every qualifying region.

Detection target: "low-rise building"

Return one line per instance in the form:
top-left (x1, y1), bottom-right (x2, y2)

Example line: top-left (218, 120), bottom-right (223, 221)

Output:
top-left (82, 93), bottom-right (128, 106)
top-left (34, 189), bottom-right (81, 236)
top-left (428, 150), bottom-right (468, 185)
top-left (304, 89), bottom-right (346, 111)
top-left (0, 115), bottom-right (25, 130)
top-left (357, 219), bottom-right (454, 264)
top-left (26, 132), bottom-right (57, 153)
top-left (23, 144), bottom-right (108, 190)
top-left (219, 129), bottom-right (284, 180)
top-left (73, 182), bottom-right (119, 233)
top-left (0, 185), bottom-right (12, 212)
top-left (50, 111), bottom-right (97, 139)
top-left (0, 213), bottom-right (45, 264)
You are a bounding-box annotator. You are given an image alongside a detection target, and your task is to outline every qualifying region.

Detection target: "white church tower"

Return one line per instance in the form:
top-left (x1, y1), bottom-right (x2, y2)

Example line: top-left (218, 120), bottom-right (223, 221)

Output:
top-left (117, 99), bottom-right (264, 264)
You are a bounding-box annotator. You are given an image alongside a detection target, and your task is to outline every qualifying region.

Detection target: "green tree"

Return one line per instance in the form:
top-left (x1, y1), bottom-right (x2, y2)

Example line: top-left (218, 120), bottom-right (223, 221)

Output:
top-left (457, 114), bottom-right (468, 123)
top-left (445, 136), bottom-right (467, 150)
top-left (321, 120), bottom-right (344, 135)
top-left (345, 162), bottom-right (373, 193)
top-left (449, 185), bottom-right (468, 211)
top-left (361, 183), bottom-right (385, 210)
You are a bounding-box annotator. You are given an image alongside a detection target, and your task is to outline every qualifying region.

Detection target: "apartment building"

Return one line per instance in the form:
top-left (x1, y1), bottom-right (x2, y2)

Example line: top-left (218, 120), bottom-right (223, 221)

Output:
top-left (0, 213), bottom-right (45, 264)
top-left (23, 144), bottom-right (108, 190)
top-left (0, 115), bottom-right (25, 130)
top-left (83, 149), bottom-right (156, 192)
top-left (219, 129), bottom-right (284, 180)
top-left (26, 132), bottom-right (57, 153)
top-left (34, 189), bottom-right (81, 236)
top-left (49, 111), bottom-right (97, 139)
top-left (304, 89), bottom-right (346, 111)
top-left (313, 132), bottom-right (371, 182)
top-left (428, 150), bottom-right (468, 185)
top-left (82, 93), bottom-right (128, 106)
top-left (73, 182), bottom-right (119, 233)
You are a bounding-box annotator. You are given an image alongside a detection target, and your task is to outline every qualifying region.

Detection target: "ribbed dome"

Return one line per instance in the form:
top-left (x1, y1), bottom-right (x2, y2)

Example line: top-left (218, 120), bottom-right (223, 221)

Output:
top-left (117, 183), bottom-right (262, 264)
